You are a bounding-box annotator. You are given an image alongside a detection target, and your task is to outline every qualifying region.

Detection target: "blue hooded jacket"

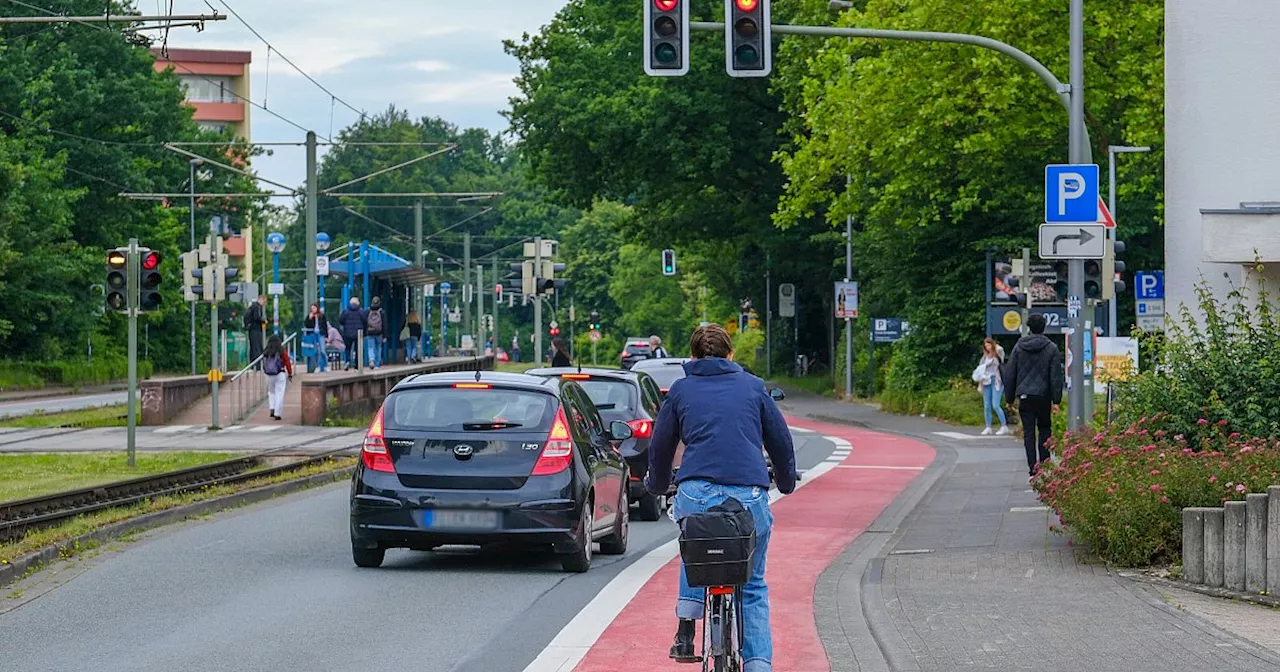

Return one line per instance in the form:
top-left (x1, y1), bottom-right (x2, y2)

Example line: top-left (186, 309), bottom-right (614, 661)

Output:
top-left (645, 358), bottom-right (797, 495)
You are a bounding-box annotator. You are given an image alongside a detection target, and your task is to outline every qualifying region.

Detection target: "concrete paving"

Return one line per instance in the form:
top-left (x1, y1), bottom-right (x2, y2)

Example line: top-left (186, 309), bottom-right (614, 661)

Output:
top-left (0, 392), bottom-right (127, 418)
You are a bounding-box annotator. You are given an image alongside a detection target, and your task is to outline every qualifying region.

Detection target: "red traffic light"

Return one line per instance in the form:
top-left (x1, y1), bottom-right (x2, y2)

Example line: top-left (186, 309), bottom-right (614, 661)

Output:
top-left (141, 251), bottom-right (161, 270)
top-left (735, 0), bottom-right (758, 10)
top-left (654, 0), bottom-right (678, 10)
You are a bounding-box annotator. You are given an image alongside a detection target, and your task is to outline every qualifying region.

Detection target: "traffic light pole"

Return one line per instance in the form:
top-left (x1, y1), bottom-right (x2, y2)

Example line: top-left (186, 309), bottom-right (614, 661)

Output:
top-left (208, 230), bottom-right (221, 429)
top-left (844, 182), bottom-right (853, 399)
top-left (189, 159), bottom-right (199, 376)
top-left (534, 236), bottom-right (543, 367)
top-left (126, 238), bottom-right (139, 468)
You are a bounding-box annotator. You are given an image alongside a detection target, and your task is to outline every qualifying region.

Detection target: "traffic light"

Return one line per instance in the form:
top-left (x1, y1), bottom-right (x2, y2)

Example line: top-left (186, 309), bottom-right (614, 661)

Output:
top-left (510, 261), bottom-right (534, 295)
top-left (1053, 261), bottom-right (1070, 304)
top-left (725, 0), bottom-right (771, 77)
top-left (138, 249), bottom-right (163, 312)
top-left (589, 310), bottom-right (600, 330)
top-left (662, 249), bottom-right (676, 276)
top-left (105, 248), bottom-right (129, 313)
top-left (1084, 258), bottom-right (1103, 300)
top-left (495, 283), bottom-right (503, 300)
top-left (1103, 239), bottom-right (1126, 300)
top-left (644, 0), bottom-right (688, 77)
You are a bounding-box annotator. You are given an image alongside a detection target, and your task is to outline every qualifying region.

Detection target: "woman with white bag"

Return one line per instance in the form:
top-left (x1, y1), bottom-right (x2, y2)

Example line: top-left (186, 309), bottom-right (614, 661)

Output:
top-left (972, 337), bottom-right (1010, 436)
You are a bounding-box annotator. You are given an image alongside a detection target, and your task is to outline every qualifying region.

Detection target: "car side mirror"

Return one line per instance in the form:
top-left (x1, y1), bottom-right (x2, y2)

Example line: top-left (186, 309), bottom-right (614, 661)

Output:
top-left (769, 388), bottom-right (786, 401)
top-left (608, 420), bottom-right (634, 442)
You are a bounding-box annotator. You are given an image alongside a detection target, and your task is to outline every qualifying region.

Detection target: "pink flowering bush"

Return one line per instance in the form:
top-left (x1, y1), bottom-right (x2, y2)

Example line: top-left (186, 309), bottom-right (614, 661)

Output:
top-left (1033, 414), bottom-right (1280, 567)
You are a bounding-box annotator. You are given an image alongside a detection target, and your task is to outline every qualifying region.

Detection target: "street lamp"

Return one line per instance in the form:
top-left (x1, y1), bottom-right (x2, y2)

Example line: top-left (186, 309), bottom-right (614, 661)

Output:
top-left (1107, 145), bottom-right (1152, 337)
top-left (266, 232), bottom-right (287, 335)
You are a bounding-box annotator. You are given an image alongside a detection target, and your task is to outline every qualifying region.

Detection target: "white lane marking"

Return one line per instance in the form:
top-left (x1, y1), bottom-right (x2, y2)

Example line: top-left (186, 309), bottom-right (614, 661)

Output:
top-left (155, 425), bottom-right (194, 434)
top-left (249, 425), bottom-right (280, 432)
top-left (933, 431), bottom-right (981, 440)
top-left (790, 427), bottom-right (815, 434)
top-left (222, 425), bottom-right (245, 432)
top-left (835, 465), bottom-right (925, 471)
top-left (520, 434), bottom-right (848, 672)
top-left (1010, 506), bottom-right (1049, 513)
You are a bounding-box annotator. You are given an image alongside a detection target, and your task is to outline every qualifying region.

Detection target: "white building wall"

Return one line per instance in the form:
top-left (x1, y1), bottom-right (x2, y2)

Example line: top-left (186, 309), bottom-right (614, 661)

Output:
top-left (1165, 0), bottom-right (1280, 316)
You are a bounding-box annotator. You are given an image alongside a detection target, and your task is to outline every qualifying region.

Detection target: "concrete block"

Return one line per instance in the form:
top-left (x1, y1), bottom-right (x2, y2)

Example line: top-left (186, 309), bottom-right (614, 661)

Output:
top-left (1204, 507), bottom-right (1225, 588)
top-left (1182, 507), bottom-right (1207, 584)
top-left (1225, 501), bottom-right (1247, 591)
top-left (1246, 493), bottom-right (1269, 594)
top-left (1269, 486), bottom-right (1280, 593)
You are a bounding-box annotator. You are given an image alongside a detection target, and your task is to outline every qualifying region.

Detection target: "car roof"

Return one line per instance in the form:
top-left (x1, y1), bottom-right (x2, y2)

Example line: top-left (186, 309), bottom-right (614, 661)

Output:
top-left (391, 370), bottom-right (560, 393)
top-left (524, 366), bottom-right (639, 381)
top-left (630, 357), bottom-right (691, 369)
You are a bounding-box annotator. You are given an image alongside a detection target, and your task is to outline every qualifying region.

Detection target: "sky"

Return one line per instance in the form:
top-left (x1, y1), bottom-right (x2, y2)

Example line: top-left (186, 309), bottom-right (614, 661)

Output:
top-left (165, 0), bottom-right (567, 192)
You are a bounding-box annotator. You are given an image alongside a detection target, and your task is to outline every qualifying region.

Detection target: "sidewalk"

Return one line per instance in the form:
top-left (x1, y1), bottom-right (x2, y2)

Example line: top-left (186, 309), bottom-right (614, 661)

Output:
top-left (782, 393), bottom-right (1280, 672)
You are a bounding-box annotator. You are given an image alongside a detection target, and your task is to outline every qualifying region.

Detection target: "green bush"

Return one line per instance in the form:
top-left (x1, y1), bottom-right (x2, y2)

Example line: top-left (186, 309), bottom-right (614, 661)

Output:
top-left (0, 357), bottom-right (152, 390)
top-left (0, 364), bottom-right (45, 391)
top-left (732, 328), bottom-right (764, 373)
top-left (1112, 279), bottom-right (1280, 442)
top-left (880, 378), bottom-right (990, 427)
top-left (1035, 416), bottom-right (1280, 567)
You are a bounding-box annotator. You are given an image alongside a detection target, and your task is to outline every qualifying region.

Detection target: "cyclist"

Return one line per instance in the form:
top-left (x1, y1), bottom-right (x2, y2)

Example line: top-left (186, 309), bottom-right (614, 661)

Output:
top-left (645, 324), bottom-right (797, 672)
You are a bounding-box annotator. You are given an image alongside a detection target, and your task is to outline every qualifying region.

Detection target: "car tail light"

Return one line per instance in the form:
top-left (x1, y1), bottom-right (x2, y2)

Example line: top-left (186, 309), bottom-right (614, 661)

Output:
top-left (532, 407), bottom-right (574, 476)
top-left (659, 388), bottom-right (670, 395)
top-left (361, 407), bottom-right (395, 473)
top-left (627, 419), bottom-right (653, 438)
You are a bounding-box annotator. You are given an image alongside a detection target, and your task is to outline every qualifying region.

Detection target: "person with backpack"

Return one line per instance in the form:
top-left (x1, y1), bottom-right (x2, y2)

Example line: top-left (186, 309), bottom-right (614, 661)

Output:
top-left (365, 296), bottom-right (386, 369)
top-left (338, 298), bottom-right (366, 370)
top-left (1003, 313), bottom-right (1065, 477)
top-left (262, 334), bottom-right (293, 421)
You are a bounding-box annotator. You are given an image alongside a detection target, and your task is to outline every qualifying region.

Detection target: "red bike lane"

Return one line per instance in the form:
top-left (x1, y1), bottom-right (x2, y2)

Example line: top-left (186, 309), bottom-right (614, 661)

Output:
top-left (572, 417), bottom-right (936, 672)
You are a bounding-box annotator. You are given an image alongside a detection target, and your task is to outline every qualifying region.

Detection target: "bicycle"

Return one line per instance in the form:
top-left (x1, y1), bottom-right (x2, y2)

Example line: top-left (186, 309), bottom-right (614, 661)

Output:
top-left (699, 583), bottom-right (745, 672)
top-left (678, 498), bottom-right (758, 672)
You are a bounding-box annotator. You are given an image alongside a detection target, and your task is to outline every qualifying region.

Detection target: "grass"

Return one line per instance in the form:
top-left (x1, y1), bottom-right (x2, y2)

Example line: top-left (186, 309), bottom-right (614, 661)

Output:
top-left (770, 375), bottom-right (838, 398)
top-left (495, 361), bottom-right (541, 374)
top-left (878, 381), bottom-right (989, 427)
top-left (0, 404), bottom-right (128, 429)
top-left (0, 456), bottom-right (356, 567)
top-left (0, 452), bottom-right (240, 502)
top-left (0, 367), bottom-right (45, 392)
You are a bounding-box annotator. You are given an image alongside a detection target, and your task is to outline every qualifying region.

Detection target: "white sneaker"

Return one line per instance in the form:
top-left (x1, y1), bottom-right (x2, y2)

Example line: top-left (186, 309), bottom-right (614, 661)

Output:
top-left (996, 426), bottom-right (1011, 436)
top-left (981, 427), bottom-right (993, 436)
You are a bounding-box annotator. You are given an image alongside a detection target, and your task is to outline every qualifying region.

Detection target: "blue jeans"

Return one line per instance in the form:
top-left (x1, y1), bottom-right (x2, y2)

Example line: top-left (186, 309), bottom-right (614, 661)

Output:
top-left (673, 480), bottom-right (774, 672)
top-left (405, 338), bottom-right (419, 362)
top-left (983, 383), bottom-right (1007, 427)
top-left (366, 335), bottom-right (384, 368)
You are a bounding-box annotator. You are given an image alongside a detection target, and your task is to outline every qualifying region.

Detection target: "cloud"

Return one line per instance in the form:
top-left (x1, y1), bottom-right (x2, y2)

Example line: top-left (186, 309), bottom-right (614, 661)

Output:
top-left (409, 73), bottom-right (519, 104)
top-left (411, 60), bottom-right (455, 73)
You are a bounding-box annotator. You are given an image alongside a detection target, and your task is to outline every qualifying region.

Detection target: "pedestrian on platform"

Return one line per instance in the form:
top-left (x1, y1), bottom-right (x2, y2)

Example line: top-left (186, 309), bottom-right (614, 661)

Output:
top-left (304, 303), bottom-right (329, 372)
top-left (262, 334), bottom-right (293, 421)
top-left (973, 337), bottom-right (1009, 436)
top-left (1003, 313), bottom-right (1064, 477)
top-left (550, 337), bottom-right (572, 367)
top-left (405, 311), bottom-right (423, 363)
top-left (366, 296), bottom-right (386, 369)
top-left (245, 295), bottom-right (267, 366)
top-left (325, 323), bottom-right (344, 370)
top-left (338, 298), bottom-right (366, 370)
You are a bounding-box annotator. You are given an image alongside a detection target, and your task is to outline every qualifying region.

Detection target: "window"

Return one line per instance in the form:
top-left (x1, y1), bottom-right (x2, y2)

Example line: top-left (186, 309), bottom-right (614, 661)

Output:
top-left (578, 379), bottom-right (638, 413)
top-left (197, 121), bottom-right (228, 134)
top-left (179, 75), bottom-right (235, 103)
top-left (384, 387), bottom-right (554, 432)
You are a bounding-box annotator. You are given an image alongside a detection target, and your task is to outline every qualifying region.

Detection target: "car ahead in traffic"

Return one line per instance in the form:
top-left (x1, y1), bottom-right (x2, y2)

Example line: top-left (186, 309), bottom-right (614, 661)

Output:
top-left (628, 356), bottom-right (692, 396)
top-left (618, 338), bottom-right (653, 370)
top-left (349, 371), bottom-right (633, 573)
top-left (525, 367), bottom-right (666, 521)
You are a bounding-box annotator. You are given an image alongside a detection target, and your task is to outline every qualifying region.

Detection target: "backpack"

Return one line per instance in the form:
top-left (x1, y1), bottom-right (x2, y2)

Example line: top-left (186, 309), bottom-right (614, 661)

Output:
top-left (263, 353), bottom-right (283, 376)
top-left (367, 309), bottom-right (384, 334)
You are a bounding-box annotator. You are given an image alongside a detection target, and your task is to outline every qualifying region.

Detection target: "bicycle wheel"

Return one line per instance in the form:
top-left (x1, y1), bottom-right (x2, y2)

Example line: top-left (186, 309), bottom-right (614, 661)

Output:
top-left (712, 592), bottom-right (738, 672)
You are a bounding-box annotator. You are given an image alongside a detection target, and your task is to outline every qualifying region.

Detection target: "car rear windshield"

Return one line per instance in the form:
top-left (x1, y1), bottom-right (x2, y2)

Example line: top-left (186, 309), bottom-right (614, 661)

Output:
top-left (579, 379), bottom-right (638, 412)
top-left (642, 365), bottom-right (687, 390)
top-left (624, 344), bottom-right (650, 355)
top-left (384, 387), bottom-right (556, 432)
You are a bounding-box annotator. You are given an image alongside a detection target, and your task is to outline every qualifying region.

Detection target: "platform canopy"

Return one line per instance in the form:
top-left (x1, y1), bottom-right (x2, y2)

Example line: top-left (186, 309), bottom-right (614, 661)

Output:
top-left (326, 243), bottom-right (436, 286)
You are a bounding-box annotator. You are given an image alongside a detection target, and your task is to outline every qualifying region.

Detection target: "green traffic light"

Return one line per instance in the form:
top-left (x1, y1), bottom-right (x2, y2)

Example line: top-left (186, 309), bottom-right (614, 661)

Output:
top-left (655, 43), bottom-right (678, 64)
top-left (735, 45), bottom-right (759, 67)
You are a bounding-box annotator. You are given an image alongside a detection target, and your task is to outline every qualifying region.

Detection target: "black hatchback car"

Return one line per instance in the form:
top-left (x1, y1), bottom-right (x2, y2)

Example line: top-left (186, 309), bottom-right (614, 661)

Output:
top-left (525, 367), bottom-right (667, 521)
top-left (349, 371), bottom-right (633, 573)
top-left (618, 339), bottom-right (653, 370)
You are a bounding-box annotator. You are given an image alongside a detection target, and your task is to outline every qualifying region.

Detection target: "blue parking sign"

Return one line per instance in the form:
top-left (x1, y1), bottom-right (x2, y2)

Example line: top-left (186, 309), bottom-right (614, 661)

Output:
top-left (1135, 271), bottom-right (1164, 300)
top-left (1045, 164), bottom-right (1100, 223)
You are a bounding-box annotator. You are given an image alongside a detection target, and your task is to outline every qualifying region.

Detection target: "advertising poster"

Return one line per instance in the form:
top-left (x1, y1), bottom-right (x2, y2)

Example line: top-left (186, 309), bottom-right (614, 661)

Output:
top-left (834, 281), bottom-right (858, 319)
top-left (991, 258), bottom-right (1066, 306)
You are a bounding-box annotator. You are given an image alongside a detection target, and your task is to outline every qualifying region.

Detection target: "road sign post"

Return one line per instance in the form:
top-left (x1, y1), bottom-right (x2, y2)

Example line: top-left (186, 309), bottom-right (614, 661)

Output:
top-left (1045, 160), bottom-right (1099, 430)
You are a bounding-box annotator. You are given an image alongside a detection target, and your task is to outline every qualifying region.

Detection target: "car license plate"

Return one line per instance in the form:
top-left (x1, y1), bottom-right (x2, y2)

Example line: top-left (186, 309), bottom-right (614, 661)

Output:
top-left (421, 509), bottom-right (500, 530)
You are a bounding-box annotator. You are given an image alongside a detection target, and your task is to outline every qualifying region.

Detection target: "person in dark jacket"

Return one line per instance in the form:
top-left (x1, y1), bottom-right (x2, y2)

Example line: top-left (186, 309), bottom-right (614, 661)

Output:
top-left (244, 295), bottom-right (267, 366)
top-left (365, 296), bottom-right (386, 369)
top-left (646, 324), bottom-right (796, 670)
top-left (337, 298), bottom-right (366, 370)
top-left (550, 337), bottom-right (572, 367)
top-left (1003, 313), bottom-right (1065, 476)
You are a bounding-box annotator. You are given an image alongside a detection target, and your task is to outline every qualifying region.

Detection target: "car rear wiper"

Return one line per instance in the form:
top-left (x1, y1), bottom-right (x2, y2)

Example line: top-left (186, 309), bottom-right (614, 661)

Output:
top-left (594, 403), bottom-right (617, 410)
top-left (462, 421), bottom-right (523, 430)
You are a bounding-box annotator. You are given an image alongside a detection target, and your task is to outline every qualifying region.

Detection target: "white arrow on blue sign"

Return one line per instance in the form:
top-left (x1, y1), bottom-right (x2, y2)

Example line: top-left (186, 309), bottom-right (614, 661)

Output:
top-left (1135, 271), bottom-right (1164, 300)
top-left (1045, 164), bottom-right (1100, 224)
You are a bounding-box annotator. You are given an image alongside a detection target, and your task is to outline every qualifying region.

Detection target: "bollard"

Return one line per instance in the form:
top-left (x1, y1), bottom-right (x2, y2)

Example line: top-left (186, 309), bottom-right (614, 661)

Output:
top-left (1269, 486), bottom-right (1280, 593)
top-left (1204, 507), bottom-right (1225, 588)
top-left (1246, 493), bottom-right (1269, 594)
top-left (1182, 508), bottom-right (1208, 584)
top-left (1224, 501), bottom-right (1247, 591)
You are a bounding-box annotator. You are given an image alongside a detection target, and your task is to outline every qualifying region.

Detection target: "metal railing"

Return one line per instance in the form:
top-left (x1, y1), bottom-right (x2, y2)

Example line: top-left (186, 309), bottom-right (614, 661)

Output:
top-left (221, 331), bottom-right (298, 426)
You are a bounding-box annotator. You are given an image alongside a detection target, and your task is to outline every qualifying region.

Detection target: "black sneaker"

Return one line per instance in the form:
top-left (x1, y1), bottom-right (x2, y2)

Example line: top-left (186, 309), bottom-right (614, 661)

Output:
top-left (669, 619), bottom-right (698, 663)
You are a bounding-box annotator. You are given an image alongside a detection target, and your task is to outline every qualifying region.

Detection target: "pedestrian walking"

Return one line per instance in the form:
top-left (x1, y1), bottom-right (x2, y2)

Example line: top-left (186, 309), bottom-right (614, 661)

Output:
top-left (245, 295), bottom-right (267, 366)
top-left (1002, 313), bottom-right (1065, 477)
top-left (972, 337), bottom-right (1010, 436)
top-left (404, 311), bottom-right (423, 363)
top-left (365, 296), bottom-right (386, 369)
top-left (551, 337), bottom-right (572, 367)
top-left (325, 323), bottom-right (344, 370)
top-left (511, 334), bottom-right (522, 363)
top-left (304, 303), bottom-right (329, 372)
top-left (338, 298), bottom-right (366, 370)
top-left (649, 335), bottom-right (670, 359)
top-left (262, 334), bottom-right (293, 421)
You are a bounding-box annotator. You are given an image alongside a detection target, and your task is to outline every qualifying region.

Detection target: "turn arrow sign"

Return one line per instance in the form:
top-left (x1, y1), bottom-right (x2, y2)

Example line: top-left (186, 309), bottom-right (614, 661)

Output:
top-left (1052, 227), bottom-right (1096, 255)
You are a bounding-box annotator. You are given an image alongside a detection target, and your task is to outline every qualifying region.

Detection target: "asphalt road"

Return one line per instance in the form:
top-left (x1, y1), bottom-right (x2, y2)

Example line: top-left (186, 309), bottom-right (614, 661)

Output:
top-left (0, 430), bottom-right (838, 672)
top-left (0, 392), bottom-right (127, 418)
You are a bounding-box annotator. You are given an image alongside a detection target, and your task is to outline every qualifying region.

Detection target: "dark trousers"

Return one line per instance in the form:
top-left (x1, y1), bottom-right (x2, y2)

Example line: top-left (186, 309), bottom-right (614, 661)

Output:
top-left (1018, 396), bottom-right (1053, 474)
top-left (248, 329), bottom-right (264, 367)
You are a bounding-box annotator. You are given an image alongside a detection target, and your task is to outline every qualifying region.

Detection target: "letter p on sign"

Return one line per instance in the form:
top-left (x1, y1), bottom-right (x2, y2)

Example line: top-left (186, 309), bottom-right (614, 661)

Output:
top-left (1045, 164), bottom-right (1099, 223)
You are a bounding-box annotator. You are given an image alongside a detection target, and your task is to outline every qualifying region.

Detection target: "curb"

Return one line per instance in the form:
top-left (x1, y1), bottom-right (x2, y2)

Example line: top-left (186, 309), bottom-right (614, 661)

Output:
top-left (810, 421), bottom-right (958, 672)
top-left (0, 466), bottom-right (354, 588)
top-left (1123, 571), bottom-right (1280, 608)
